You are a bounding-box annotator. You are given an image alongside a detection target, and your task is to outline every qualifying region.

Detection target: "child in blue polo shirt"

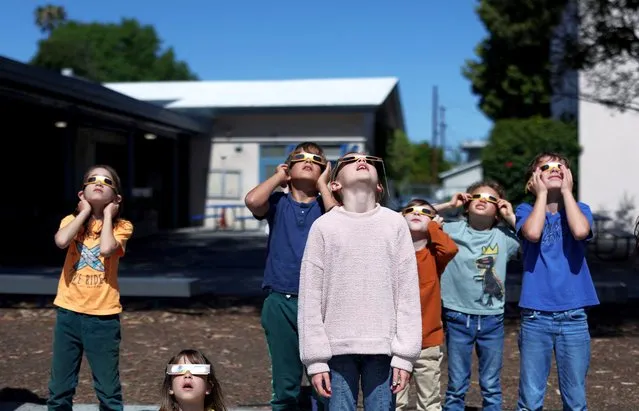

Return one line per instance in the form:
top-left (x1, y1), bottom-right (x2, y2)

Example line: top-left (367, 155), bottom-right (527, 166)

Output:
top-left (515, 152), bottom-right (599, 411)
top-left (245, 142), bottom-right (337, 410)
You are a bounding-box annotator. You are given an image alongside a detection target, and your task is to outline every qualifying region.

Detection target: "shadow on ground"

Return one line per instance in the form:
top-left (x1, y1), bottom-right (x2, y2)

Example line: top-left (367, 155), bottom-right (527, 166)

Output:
top-left (3, 230), bottom-right (639, 337)
top-left (0, 387), bottom-right (47, 410)
top-left (0, 294), bottom-right (266, 315)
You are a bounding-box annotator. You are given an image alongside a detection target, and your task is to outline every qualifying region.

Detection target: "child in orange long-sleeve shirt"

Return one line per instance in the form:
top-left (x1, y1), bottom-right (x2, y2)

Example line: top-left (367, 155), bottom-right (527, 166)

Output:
top-left (396, 199), bottom-right (458, 411)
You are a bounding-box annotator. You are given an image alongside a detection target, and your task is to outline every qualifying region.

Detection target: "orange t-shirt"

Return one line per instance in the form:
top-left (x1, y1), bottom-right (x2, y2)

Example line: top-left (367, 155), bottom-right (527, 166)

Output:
top-left (416, 221), bottom-right (458, 348)
top-left (53, 214), bottom-right (134, 315)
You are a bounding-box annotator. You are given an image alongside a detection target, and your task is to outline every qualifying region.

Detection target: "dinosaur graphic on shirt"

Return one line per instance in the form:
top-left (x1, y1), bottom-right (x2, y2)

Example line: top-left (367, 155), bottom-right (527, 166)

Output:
top-left (473, 244), bottom-right (504, 307)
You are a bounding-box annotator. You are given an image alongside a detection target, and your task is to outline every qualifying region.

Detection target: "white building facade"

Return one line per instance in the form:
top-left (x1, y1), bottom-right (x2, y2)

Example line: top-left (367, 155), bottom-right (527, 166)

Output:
top-left (107, 78), bottom-right (405, 230)
top-left (551, 3), bottom-right (639, 230)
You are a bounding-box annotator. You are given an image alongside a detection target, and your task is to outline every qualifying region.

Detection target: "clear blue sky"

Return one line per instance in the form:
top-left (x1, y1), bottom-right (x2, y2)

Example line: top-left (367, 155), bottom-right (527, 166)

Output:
top-left (0, 0), bottom-right (492, 149)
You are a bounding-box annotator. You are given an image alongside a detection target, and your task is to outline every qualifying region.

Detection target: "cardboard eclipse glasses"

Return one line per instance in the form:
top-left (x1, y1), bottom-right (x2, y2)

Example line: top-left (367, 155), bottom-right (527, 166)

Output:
top-left (401, 206), bottom-right (437, 218)
top-left (331, 154), bottom-right (383, 180)
top-left (540, 162), bottom-right (562, 172)
top-left (84, 175), bottom-right (116, 190)
top-left (289, 152), bottom-right (326, 167)
top-left (470, 193), bottom-right (499, 204)
top-left (166, 364), bottom-right (211, 376)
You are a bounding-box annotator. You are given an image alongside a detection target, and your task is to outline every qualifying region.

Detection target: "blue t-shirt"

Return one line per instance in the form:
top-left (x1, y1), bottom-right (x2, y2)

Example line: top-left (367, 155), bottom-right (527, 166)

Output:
top-left (441, 221), bottom-right (520, 315)
top-left (256, 192), bottom-right (325, 294)
top-left (515, 202), bottom-right (600, 311)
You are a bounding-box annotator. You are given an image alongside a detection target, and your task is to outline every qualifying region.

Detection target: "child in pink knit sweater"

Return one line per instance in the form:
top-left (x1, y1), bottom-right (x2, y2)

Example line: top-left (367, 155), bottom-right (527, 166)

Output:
top-left (298, 153), bottom-right (422, 411)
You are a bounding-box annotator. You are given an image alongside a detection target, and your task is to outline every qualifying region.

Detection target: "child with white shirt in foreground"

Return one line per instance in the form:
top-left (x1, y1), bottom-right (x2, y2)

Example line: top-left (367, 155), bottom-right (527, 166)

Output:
top-left (298, 153), bottom-right (422, 411)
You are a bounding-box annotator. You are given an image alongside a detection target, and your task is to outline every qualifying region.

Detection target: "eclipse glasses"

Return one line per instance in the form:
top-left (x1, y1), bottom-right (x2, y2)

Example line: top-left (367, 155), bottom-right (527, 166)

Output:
top-left (84, 175), bottom-right (116, 190)
top-left (401, 206), bottom-right (437, 218)
top-left (470, 193), bottom-right (499, 204)
top-left (166, 364), bottom-right (211, 376)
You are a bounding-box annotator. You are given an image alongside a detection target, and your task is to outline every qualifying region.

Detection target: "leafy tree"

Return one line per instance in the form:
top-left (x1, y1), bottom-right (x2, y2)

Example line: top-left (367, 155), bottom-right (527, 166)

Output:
top-left (481, 117), bottom-right (580, 206)
top-left (386, 129), bottom-right (414, 191)
top-left (34, 4), bottom-right (67, 34)
top-left (409, 142), bottom-right (448, 184)
top-left (385, 129), bottom-right (451, 197)
top-left (31, 16), bottom-right (198, 82)
top-left (555, 0), bottom-right (639, 111)
top-left (466, 0), bottom-right (639, 113)
top-left (463, 0), bottom-right (569, 121)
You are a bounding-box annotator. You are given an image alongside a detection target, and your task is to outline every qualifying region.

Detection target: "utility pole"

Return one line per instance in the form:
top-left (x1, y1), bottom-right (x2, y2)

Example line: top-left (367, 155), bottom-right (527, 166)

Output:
top-left (431, 86), bottom-right (439, 182)
top-left (439, 106), bottom-right (447, 163)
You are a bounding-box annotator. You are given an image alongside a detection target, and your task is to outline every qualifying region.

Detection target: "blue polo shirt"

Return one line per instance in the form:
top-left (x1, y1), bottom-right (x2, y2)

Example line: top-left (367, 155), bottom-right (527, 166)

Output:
top-left (515, 202), bottom-right (600, 311)
top-left (256, 192), bottom-right (325, 294)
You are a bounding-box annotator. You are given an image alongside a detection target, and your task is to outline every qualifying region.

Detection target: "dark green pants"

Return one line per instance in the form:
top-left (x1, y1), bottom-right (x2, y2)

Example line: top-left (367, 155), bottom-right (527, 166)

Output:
top-left (262, 292), bottom-right (306, 410)
top-left (47, 307), bottom-right (122, 411)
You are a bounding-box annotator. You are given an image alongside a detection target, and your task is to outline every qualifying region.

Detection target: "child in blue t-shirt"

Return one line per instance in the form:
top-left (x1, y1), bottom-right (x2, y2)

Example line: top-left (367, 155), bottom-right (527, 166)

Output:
top-left (515, 152), bottom-right (599, 411)
top-left (245, 142), bottom-right (337, 410)
top-left (436, 181), bottom-right (520, 411)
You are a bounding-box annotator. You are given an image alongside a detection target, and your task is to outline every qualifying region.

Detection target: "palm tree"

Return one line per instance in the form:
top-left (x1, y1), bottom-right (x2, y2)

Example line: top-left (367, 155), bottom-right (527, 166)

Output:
top-left (34, 4), bottom-right (67, 35)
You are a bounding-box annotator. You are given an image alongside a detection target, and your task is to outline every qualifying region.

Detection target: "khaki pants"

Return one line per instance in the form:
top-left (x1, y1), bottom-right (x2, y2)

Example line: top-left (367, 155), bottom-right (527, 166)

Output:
top-left (396, 345), bottom-right (443, 411)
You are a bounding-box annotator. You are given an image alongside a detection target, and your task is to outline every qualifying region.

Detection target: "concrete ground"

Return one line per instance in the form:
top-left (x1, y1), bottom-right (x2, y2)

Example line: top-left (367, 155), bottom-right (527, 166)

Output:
top-left (1, 229), bottom-right (636, 302)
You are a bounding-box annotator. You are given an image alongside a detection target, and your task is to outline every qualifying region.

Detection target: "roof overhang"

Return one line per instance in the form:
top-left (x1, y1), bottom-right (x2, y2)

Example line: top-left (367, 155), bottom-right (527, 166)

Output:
top-left (106, 76), bottom-right (406, 135)
top-left (378, 82), bottom-right (406, 132)
top-left (0, 56), bottom-right (212, 136)
top-left (107, 77), bottom-right (398, 108)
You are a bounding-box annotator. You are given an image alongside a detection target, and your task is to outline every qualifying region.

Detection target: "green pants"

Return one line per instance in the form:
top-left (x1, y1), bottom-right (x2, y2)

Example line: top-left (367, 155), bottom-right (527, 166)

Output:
top-left (47, 308), bottom-right (122, 411)
top-left (262, 291), bottom-right (306, 410)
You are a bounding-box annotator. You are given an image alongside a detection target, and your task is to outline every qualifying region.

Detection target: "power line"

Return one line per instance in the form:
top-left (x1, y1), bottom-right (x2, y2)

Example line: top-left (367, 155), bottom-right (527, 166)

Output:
top-left (439, 106), bottom-right (447, 160)
top-left (431, 86), bottom-right (439, 181)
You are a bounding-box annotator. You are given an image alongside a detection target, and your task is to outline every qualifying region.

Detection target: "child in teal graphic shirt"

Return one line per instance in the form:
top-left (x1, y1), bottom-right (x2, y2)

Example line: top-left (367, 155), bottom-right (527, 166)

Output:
top-left (435, 181), bottom-right (520, 411)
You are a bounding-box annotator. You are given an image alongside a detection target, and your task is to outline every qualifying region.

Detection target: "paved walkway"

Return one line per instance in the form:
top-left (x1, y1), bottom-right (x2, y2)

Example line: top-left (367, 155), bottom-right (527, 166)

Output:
top-left (1, 229), bottom-right (637, 301)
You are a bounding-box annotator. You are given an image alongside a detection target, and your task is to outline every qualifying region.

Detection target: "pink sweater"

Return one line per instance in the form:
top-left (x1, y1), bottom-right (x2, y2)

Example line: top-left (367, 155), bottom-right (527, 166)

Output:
top-left (298, 205), bottom-right (422, 375)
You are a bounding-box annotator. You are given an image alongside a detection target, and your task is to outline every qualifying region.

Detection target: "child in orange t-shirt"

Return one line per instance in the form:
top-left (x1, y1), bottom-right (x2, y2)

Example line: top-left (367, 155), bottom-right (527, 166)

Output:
top-left (47, 165), bottom-right (133, 411)
top-left (396, 199), bottom-right (458, 411)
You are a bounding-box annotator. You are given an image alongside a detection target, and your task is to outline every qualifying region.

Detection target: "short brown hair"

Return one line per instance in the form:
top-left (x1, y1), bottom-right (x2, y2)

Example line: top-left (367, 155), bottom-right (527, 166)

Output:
top-left (285, 142), bottom-right (326, 166)
top-left (525, 151), bottom-right (571, 182)
top-left (466, 180), bottom-right (506, 199)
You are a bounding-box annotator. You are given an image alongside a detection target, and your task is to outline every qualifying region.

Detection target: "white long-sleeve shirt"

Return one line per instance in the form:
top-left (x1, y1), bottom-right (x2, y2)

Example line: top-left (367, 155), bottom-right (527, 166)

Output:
top-left (298, 204), bottom-right (422, 375)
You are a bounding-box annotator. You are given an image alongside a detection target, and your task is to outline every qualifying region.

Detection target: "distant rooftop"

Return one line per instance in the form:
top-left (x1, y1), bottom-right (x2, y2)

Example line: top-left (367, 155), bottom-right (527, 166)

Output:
top-left (460, 139), bottom-right (488, 149)
top-left (105, 77), bottom-right (400, 110)
top-left (439, 159), bottom-right (482, 179)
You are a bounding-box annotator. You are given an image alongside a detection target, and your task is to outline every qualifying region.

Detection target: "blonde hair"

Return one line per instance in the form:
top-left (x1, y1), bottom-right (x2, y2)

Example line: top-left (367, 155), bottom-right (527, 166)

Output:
top-left (331, 152), bottom-right (385, 204)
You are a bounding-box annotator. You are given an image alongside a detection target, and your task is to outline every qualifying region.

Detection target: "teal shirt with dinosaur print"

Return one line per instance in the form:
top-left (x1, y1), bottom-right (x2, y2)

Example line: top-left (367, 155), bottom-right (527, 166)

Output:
top-left (441, 220), bottom-right (520, 315)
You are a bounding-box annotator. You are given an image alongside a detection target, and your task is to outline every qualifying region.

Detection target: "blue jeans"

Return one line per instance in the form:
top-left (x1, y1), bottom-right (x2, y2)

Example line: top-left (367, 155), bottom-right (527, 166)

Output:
top-left (319, 354), bottom-right (395, 411)
top-left (517, 308), bottom-right (591, 411)
top-left (443, 309), bottom-right (504, 411)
